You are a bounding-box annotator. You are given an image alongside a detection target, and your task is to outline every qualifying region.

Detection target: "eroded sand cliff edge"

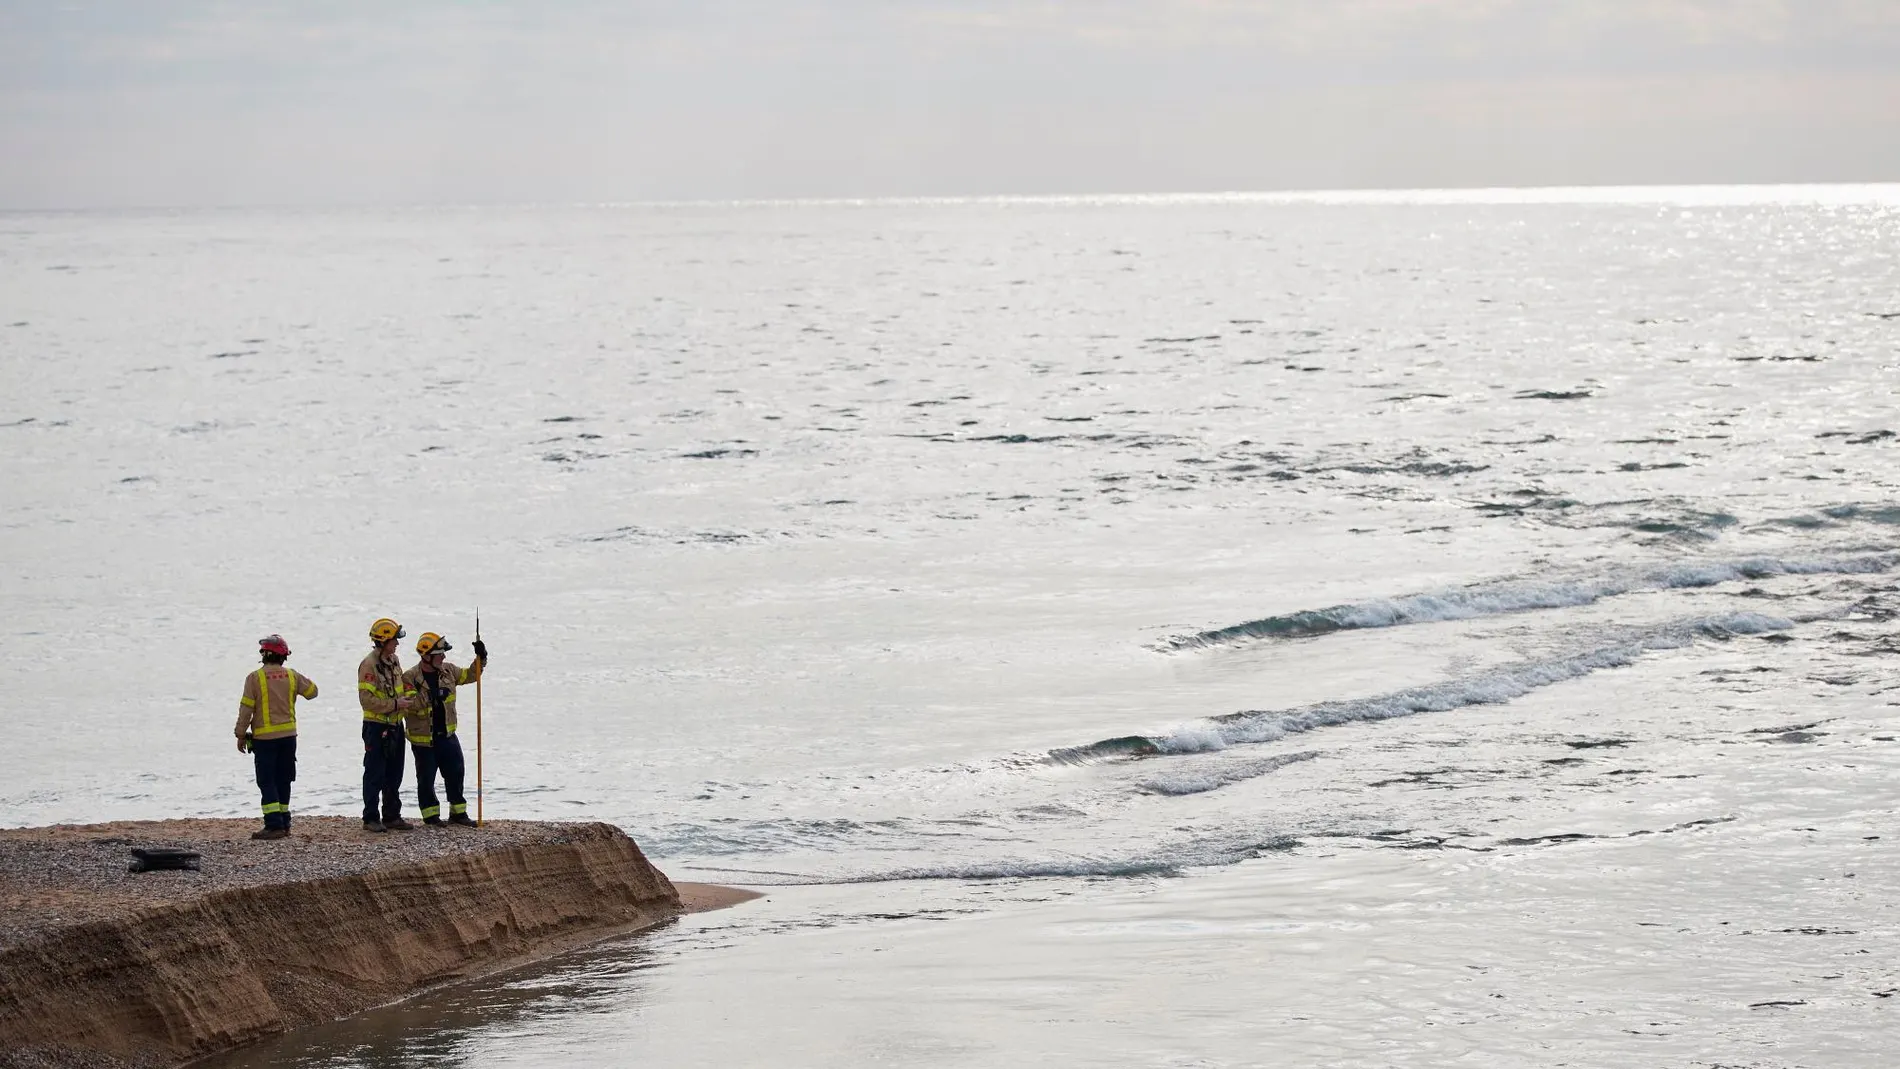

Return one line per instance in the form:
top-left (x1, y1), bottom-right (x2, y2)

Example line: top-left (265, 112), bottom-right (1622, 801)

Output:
top-left (0, 817), bottom-right (697, 1068)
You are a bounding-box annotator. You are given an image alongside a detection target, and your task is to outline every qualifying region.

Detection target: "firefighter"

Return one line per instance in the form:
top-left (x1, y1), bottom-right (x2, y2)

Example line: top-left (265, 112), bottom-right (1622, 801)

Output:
top-left (357, 617), bottom-right (419, 833)
top-left (401, 631), bottom-right (486, 826)
top-left (235, 634), bottom-right (318, 841)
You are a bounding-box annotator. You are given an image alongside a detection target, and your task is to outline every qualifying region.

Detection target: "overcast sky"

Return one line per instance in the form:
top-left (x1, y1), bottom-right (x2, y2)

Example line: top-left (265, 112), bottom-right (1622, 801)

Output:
top-left (3, 0), bottom-right (1898, 208)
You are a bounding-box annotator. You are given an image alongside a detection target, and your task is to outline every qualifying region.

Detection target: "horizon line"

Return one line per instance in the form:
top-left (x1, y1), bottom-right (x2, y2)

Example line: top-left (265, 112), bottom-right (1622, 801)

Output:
top-left (4, 180), bottom-right (1899, 215)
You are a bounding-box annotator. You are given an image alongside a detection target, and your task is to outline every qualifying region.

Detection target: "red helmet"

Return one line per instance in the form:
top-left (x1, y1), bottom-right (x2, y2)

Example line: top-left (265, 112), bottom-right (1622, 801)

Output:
top-left (258, 634), bottom-right (291, 656)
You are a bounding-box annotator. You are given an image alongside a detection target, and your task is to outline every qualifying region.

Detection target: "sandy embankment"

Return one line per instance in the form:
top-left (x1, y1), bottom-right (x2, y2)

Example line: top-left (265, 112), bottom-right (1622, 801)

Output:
top-left (0, 818), bottom-right (755, 1069)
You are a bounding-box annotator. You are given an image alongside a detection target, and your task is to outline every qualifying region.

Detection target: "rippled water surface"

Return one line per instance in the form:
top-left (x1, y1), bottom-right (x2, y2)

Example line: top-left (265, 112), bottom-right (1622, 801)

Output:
top-left (6, 188), bottom-right (1900, 1067)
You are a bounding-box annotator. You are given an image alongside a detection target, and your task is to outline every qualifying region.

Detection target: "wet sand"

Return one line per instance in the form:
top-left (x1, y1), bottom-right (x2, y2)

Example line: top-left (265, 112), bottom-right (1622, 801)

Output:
top-left (0, 818), bottom-right (753, 951)
top-left (0, 818), bottom-right (753, 1069)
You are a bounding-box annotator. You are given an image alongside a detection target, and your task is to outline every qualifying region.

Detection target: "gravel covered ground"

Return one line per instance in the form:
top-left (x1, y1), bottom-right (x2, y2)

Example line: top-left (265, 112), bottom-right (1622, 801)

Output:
top-left (0, 817), bottom-right (620, 951)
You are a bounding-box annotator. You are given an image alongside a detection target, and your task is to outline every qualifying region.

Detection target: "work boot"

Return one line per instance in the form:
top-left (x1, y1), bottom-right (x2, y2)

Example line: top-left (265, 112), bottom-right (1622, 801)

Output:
top-left (363, 819), bottom-right (387, 833)
top-left (423, 816), bottom-right (444, 827)
top-left (384, 817), bottom-right (415, 831)
top-left (250, 828), bottom-right (288, 841)
top-left (447, 813), bottom-right (477, 827)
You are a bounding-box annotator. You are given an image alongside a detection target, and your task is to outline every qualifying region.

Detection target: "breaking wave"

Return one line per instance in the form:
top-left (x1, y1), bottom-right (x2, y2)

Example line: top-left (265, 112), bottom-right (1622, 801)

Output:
top-left (1822, 504), bottom-right (1900, 526)
top-left (1166, 555), bottom-right (1891, 649)
top-left (1136, 751), bottom-right (1320, 796)
top-left (827, 833), bottom-right (1301, 884)
top-left (1066, 611), bottom-right (1796, 762)
top-left (641, 816), bottom-right (909, 858)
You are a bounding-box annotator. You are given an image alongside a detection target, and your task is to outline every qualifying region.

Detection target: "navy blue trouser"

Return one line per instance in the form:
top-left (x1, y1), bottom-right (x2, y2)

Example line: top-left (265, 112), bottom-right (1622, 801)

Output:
top-left (361, 721), bottom-right (407, 823)
top-left (412, 734), bottom-right (467, 821)
top-left (252, 735), bottom-right (296, 830)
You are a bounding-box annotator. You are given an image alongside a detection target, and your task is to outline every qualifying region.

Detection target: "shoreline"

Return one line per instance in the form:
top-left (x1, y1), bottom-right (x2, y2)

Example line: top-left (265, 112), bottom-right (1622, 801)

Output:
top-left (0, 817), bottom-right (756, 1069)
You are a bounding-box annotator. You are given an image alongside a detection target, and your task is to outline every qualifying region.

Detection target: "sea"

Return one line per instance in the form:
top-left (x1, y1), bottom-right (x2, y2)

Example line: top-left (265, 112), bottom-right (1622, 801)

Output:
top-left (4, 185), bottom-right (1900, 1068)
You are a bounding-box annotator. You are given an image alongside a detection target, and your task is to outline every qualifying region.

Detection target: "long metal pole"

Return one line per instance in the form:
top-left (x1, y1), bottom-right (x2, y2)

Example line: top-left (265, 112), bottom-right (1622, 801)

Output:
top-left (475, 608), bottom-right (483, 827)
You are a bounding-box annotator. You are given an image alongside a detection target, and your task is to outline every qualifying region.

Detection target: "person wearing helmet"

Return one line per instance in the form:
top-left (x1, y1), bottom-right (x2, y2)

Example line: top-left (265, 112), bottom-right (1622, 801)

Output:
top-left (234, 634), bottom-right (318, 841)
top-left (358, 617), bottom-right (421, 833)
top-left (400, 631), bottom-right (487, 826)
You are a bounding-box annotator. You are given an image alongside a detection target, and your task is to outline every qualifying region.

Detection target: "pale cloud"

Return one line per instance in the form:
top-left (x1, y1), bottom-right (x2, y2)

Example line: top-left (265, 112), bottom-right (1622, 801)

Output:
top-left (0, 0), bottom-right (1896, 207)
top-left (901, 0), bottom-right (1855, 52)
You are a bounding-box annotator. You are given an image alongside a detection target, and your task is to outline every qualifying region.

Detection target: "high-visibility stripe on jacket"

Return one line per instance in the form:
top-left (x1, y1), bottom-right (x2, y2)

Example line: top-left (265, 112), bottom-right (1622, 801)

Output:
top-left (357, 651), bottom-right (413, 725)
top-left (399, 659), bottom-right (482, 746)
top-left (235, 667), bottom-right (317, 741)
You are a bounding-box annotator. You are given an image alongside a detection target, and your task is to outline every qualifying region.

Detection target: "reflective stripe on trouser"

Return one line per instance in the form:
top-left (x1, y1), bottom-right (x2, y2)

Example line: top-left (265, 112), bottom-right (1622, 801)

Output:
top-left (412, 734), bottom-right (466, 821)
top-left (252, 736), bottom-right (296, 830)
top-left (361, 721), bottom-right (407, 823)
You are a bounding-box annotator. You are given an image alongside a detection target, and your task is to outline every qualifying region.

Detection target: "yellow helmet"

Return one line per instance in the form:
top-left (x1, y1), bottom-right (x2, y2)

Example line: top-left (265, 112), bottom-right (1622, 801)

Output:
top-left (370, 618), bottom-right (405, 643)
top-left (416, 632), bottom-right (453, 657)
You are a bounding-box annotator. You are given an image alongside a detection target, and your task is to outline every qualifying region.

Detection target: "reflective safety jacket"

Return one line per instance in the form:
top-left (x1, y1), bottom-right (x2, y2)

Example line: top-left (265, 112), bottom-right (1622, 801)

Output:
top-left (236, 666), bottom-right (318, 741)
top-left (357, 651), bottom-right (414, 725)
top-left (399, 659), bottom-right (483, 746)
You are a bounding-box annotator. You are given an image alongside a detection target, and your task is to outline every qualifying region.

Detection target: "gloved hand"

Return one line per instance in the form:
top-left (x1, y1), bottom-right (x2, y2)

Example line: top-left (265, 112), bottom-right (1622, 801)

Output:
top-left (473, 638), bottom-right (488, 661)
